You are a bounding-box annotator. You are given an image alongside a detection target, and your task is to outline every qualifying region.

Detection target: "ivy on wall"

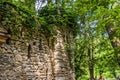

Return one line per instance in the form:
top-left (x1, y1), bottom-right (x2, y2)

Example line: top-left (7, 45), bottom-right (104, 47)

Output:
top-left (0, 1), bottom-right (79, 38)
top-left (0, 1), bottom-right (39, 37)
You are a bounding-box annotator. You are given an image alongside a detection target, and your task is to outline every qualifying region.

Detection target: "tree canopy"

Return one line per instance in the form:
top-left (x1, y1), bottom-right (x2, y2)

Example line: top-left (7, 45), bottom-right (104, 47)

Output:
top-left (0, 0), bottom-right (120, 80)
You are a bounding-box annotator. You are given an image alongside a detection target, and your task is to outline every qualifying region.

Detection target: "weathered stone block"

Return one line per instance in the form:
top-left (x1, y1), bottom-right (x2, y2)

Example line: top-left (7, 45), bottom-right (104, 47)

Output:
top-left (15, 54), bottom-right (22, 62)
top-left (13, 50), bottom-right (18, 54)
top-left (6, 70), bottom-right (15, 76)
top-left (31, 56), bottom-right (40, 62)
top-left (55, 77), bottom-right (66, 80)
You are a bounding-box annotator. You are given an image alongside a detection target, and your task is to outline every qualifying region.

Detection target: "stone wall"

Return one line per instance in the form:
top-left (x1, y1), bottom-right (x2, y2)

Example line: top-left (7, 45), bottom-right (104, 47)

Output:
top-left (0, 31), bottom-right (75, 80)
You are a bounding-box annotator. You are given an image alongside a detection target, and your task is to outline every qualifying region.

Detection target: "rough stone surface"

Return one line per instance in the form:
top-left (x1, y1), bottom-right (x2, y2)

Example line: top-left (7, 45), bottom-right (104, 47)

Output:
top-left (0, 31), bottom-right (75, 80)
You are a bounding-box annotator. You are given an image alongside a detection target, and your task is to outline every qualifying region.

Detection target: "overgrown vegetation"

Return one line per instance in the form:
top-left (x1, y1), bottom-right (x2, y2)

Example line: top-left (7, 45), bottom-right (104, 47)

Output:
top-left (0, 0), bottom-right (120, 80)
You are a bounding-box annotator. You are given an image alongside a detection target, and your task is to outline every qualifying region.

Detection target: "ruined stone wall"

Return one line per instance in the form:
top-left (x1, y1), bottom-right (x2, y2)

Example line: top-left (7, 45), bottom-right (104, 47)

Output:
top-left (0, 31), bottom-right (75, 80)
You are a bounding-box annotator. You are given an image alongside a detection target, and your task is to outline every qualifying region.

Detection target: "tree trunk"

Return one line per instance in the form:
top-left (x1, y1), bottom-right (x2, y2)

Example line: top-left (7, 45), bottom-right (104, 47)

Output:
top-left (86, 27), bottom-right (94, 80)
top-left (106, 26), bottom-right (120, 66)
top-left (88, 48), bottom-right (94, 80)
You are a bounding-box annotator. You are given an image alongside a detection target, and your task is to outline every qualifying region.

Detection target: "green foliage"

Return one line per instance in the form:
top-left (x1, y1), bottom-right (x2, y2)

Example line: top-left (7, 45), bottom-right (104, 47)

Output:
top-left (0, 1), bottom-right (38, 37)
top-left (38, 3), bottom-right (79, 36)
top-left (0, 0), bottom-right (120, 80)
top-left (1, 0), bottom-right (79, 37)
top-left (72, 0), bottom-right (120, 80)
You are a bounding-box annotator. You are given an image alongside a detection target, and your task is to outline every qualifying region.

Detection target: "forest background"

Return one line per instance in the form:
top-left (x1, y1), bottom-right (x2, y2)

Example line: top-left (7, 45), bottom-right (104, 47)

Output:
top-left (0, 0), bottom-right (120, 80)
